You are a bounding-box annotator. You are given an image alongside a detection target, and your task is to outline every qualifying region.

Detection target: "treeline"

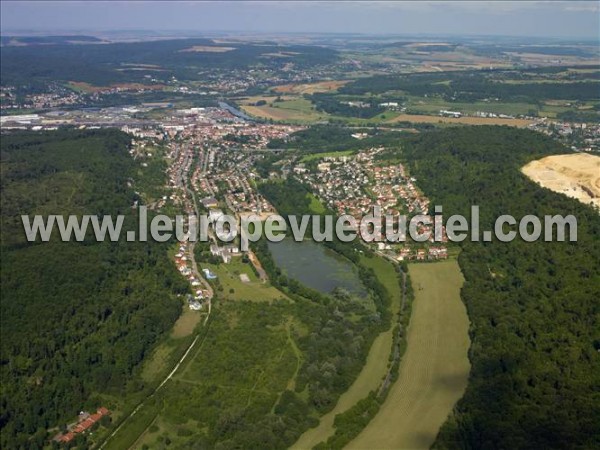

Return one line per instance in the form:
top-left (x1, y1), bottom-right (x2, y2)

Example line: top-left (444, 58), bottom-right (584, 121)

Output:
top-left (340, 70), bottom-right (600, 102)
top-left (557, 108), bottom-right (600, 123)
top-left (258, 177), bottom-right (361, 263)
top-left (315, 265), bottom-right (415, 449)
top-left (379, 126), bottom-right (600, 449)
top-left (1, 39), bottom-right (338, 87)
top-left (267, 125), bottom-right (363, 151)
top-left (309, 93), bottom-right (385, 119)
top-left (266, 125), bottom-right (416, 154)
top-left (0, 130), bottom-right (188, 449)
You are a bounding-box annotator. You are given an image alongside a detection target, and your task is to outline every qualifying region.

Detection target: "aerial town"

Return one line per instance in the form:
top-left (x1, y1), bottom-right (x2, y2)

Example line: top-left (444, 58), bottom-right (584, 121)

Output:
top-left (1, 20), bottom-right (599, 450)
top-left (294, 148), bottom-right (449, 261)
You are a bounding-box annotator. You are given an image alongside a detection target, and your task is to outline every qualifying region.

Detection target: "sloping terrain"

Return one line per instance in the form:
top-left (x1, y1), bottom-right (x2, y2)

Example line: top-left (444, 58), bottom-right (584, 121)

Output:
top-left (0, 130), bottom-right (186, 448)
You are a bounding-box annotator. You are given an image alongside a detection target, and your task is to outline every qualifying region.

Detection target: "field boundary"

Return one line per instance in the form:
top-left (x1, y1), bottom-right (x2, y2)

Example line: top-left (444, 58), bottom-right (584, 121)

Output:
top-left (347, 260), bottom-right (470, 449)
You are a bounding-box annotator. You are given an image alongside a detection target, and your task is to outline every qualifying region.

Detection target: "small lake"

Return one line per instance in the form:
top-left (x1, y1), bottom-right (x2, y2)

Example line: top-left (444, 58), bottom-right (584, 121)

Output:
top-left (267, 239), bottom-right (367, 297)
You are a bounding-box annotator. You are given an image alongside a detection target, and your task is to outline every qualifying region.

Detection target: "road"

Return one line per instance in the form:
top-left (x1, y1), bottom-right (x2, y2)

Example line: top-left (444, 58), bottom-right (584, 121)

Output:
top-left (99, 138), bottom-right (215, 450)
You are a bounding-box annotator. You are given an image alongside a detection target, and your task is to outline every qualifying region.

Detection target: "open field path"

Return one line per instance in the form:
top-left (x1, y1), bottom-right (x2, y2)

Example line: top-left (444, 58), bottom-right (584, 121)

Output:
top-left (292, 256), bottom-right (403, 449)
top-left (347, 260), bottom-right (470, 450)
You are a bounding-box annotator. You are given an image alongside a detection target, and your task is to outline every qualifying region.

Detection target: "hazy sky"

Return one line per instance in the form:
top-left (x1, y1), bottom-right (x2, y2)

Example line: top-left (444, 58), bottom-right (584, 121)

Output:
top-left (1, 1), bottom-right (599, 39)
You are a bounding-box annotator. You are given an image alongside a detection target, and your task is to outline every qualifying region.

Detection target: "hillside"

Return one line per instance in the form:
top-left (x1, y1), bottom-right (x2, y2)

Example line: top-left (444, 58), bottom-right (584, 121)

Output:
top-left (385, 127), bottom-right (600, 448)
top-left (0, 130), bottom-right (187, 448)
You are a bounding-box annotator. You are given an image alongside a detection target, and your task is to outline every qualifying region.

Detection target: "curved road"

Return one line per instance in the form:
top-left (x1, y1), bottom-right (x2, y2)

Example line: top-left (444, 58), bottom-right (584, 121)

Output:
top-left (99, 141), bottom-right (214, 449)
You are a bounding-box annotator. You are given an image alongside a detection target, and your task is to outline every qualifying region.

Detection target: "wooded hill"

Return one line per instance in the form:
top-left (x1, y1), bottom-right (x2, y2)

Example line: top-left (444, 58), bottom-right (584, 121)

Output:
top-left (377, 126), bottom-right (600, 449)
top-left (0, 130), bottom-right (188, 449)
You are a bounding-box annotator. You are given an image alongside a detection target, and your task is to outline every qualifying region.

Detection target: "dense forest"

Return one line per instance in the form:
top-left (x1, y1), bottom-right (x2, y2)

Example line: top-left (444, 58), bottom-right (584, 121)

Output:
top-left (267, 125), bottom-right (362, 151)
top-left (0, 38), bottom-right (338, 87)
top-left (266, 125), bottom-right (430, 155)
top-left (377, 127), bottom-right (600, 449)
top-left (309, 93), bottom-right (386, 119)
top-left (340, 70), bottom-right (600, 102)
top-left (0, 130), bottom-right (188, 449)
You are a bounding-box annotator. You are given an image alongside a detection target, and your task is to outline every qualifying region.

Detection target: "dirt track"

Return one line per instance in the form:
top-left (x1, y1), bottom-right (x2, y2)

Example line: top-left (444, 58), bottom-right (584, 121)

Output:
top-left (522, 153), bottom-right (600, 208)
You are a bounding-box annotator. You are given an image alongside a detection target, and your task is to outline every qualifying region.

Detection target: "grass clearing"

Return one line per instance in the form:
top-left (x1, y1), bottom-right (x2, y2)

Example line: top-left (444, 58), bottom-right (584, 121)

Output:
top-left (171, 306), bottom-right (203, 338)
top-left (292, 255), bottom-right (402, 449)
top-left (348, 260), bottom-right (470, 450)
top-left (202, 259), bottom-right (289, 302)
top-left (141, 341), bottom-right (176, 385)
top-left (140, 328), bottom-right (198, 385)
top-left (138, 303), bottom-right (300, 448)
top-left (177, 306), bottom-right (296, 390)
top-left (104, 399), bottom-right (160, 450)
top-left (126, 302), bottom-right (300, 450)
top-left (140, 291), bottom-right (203, 385)
top-left (307, 193), bottom-right (327, 214)
top-left (241, 97), bottom-right (329, 123)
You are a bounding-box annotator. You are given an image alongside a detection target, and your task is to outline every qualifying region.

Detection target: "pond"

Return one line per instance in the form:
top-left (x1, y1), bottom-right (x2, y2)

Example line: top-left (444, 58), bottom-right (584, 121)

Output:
top-left (267, 239), bottom-right (367, 297)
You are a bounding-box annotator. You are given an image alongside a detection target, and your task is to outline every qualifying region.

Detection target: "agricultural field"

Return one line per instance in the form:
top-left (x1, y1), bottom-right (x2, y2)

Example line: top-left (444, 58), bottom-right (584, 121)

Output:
top-left (240, 85), bottom-right (585, 127)
top-left (521, 153), bottom-right (600, 208)
top-left (240, 97), bottom-right (328, 123)
top-left (242, 93), bottom-right (597, 126)
top-left (385, 113), bottom-right (533, 127)
top-left (67, 81), bottom-right (168, 93)
top-left (292, 256), bottom-right (402, 449)
top-left (348, 260), bottom-right (470, 450)
top-left (404, 95), bottom-right (596, 118)
top-left (272, 80), bottom-right (350, 95)
top-left (180, 45), bottom-right (236, 53)
top-left (404, 96), bottom-right (535, 116)
top-left (241, 97), bottom-right (402, 124)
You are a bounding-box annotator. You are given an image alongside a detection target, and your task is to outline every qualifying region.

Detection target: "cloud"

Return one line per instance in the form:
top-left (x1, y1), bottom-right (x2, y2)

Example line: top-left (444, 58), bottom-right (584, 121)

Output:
top-left (563, 3), bottom-right (600, 13)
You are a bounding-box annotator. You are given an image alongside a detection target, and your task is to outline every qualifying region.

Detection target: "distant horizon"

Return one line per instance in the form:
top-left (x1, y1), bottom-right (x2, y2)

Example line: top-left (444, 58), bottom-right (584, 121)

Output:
top-left (1, 29), bottom-right (599, 45)
top-left (1, 28), bottom-right (599, 38)
top-left (2, 1), bottom-right (599, 40)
